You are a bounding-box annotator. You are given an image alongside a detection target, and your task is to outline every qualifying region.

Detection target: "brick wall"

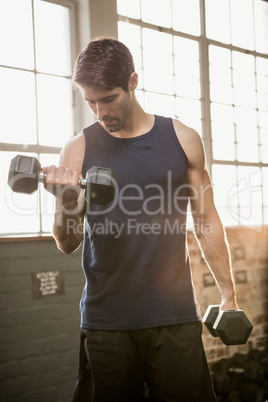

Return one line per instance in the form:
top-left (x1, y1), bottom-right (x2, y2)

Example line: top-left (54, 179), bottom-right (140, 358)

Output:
top-left (188, 225), bottom-right (268, 363)
top-left (0, 239), bottom-right (84, 402)
top-left (0, 226), bottom-right (267, 401)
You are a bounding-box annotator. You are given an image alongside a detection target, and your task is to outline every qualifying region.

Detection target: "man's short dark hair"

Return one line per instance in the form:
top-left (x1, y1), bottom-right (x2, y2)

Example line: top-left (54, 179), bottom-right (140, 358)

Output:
top-left (73, 37), bottom-right (135, 93)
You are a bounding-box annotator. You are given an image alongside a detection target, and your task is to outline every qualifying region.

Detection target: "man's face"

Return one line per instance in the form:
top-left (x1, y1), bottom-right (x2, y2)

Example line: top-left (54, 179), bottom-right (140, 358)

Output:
top-left (81, 85), bottom-right (133, 133)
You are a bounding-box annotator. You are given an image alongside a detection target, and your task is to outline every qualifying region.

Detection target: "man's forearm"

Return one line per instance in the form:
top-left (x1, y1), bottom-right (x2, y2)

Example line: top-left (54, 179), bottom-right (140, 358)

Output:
top-left (194, 214), bottom-right (237, 308)
top-left (53, 198), bottom-right (84, 254)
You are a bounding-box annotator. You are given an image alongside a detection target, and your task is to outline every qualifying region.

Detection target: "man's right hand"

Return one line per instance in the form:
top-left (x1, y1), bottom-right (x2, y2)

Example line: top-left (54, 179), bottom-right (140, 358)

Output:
top-left (42, 165), bottom-right (82, 210)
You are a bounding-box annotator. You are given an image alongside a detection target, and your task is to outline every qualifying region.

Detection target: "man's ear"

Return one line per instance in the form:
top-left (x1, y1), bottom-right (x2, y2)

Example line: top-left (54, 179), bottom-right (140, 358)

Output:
top-left (128, 72), bottom-right (138, 92)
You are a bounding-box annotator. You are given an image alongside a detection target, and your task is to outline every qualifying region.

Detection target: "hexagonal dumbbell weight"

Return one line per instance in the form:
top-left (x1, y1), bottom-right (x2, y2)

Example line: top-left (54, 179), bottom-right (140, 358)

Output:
top-left (202, 305), bottom-right (253, 346)
top-left (8, 155), bottom-right (116, 205)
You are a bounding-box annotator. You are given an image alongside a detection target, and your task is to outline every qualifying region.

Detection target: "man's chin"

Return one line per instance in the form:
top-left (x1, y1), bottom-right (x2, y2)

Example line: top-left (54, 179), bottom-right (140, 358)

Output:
top-left (100, 120), bottom-right (121, 133)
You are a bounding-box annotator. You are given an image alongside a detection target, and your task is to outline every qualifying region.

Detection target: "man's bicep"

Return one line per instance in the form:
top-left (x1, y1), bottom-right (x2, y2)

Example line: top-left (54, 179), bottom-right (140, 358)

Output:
top-left (186, 137), bottom-right (216, 221)
top-left (173, 120), bottom-right (218, 221)
top-left (58, 134), bottom-right (86, 219)
top-left (58, 132), bottom-right (85, 174)
top-left (188, 167), bottom-right (215, 219)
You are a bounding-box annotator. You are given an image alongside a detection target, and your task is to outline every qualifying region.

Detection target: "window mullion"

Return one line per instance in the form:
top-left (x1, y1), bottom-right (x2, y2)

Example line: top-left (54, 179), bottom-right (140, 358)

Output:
top-left (31, 0), bottom-right (41, 149)
top-left (199, 0), bottom-right (213, 176)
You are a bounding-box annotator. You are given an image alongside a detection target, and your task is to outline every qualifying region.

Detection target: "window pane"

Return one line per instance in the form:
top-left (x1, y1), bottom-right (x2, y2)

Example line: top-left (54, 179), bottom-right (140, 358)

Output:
top-left (264, 207), bottom-right (268, 225)
top-left (176, 98), bottom-right (201, 134)
top-left (259, 111), bottom-right (268, 128)
top-left (239, 207), bottom-right (263, 226)
top-left (230, 0), bottom-right (254, 50)
top-left (232, 52), bottom-right (256, 108)
top-left (211, 103), bottom-right (235, 142)
top-left (259, 114), bottom-right (268, 162)
top-left (212, 164), bottom-right (237, 205)
top-left (117, 0), bottom-right (141, 19)
top-left (205, 0), bottom-right (230, 43)
top-left (141, 0), bottom-right (172, 28)
top-left (0, 0), bottom-right (34, 69)
top-left (143, 66), bottom-right (174, 95)
top-left (2, 152), bottom-right (40, 234)
top-left (256, 58), bottom-right (268, 110)
top-left (0, 68), bottom-right (36, 144)
top-left (235, 108), bottom-right (258, 136)
top-left (212, 164), bottom-right (239, 225)
top-left (237, 167), bottom-right (263, 226)
top-left (118, 22), bottom-right (141, 56)
top-left (254, 0), bottom-right (268, 54)
top-left (263, 168), bottom-right (268, 206)
top-left (237, 166), bottom-right (262, 206)
top-left (235, 107), bottom-right (259, 163)
top-left (37, 74), bottom-right (74, 147)
top-left (142, 28), bottom-right (173, 61)
top-left (258, 92), bottom-right (268, 112)
top-left (260, 146), bottom-right (268, 163)
top-left (34, 0), bottom-right (72, 76)
top-left (174, 37), bottom-right (200, 99)
top-left (118, 22), bottom-right (143, 89)
top-left (212, 141), bottom-right (235, 161)
top-left (236, 114), bottom-right (258, 145)
top-left (209, 46), bottom-right (232, 104)
top-left (217, 207), bottom-right (239, 226)
top-left (236, 143), bottom-right (259, 163)
top-left (144, 92), bottom-right (175, 117)
top-left (172, 0), bottom-right (200, 36)
top-left (260, 128), bottom-right (268, 146)
top-left (142, 29), bottom-right (174, 94)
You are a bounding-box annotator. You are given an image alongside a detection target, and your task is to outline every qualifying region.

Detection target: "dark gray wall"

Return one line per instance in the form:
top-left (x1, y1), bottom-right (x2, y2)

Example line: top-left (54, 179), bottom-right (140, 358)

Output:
top-left (0, 227), bottom-right (267, 401)
top-left (0, 239), bottom-right (84, 402)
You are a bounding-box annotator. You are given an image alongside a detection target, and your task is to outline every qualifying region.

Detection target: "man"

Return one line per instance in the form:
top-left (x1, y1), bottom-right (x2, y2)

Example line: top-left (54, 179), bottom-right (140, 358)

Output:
top-left (44, 37), bottom-right (238, 401)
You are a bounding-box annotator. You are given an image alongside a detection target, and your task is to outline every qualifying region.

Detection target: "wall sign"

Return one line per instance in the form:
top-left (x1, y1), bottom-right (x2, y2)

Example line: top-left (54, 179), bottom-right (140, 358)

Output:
top-left (203, 273), bottom-right (216, 287)
top-left (233, 247), bottom-right (246, 261)
top-left (31, 270), bottom-right (65, 299)
top-left (235, 270), bottom-right (248, 284)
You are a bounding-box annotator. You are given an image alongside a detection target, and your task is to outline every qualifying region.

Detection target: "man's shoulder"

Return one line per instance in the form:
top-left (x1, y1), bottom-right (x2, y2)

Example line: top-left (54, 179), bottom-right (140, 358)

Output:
top-left (172, 119), bottom-right (200, 143)
top-left (59, 132), bottom-right (85, 174)
top-left (64, 131), bottom-right (85, 154)
top-left (171, 119), bottom-right (205, 168)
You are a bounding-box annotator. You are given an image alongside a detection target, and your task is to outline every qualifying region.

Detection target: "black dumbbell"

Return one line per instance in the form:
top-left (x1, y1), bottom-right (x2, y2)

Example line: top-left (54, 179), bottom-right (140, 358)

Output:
top-left (202, 305), bottom-right (253, 346)
top-left (8, 155), bottom-right (116, 205)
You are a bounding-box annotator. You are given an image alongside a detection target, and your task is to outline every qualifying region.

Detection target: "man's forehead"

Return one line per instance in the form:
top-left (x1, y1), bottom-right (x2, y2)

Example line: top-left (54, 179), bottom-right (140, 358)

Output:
top-left (81, 85), bottom-right (122, 100)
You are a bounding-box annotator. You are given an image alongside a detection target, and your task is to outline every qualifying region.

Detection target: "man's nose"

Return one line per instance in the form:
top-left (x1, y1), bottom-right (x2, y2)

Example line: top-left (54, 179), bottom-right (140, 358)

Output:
top-left (96, 103), bottom-right (106, 120)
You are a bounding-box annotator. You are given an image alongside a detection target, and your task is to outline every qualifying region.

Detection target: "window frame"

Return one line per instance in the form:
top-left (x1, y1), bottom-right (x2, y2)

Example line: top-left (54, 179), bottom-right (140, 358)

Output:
top-left (0, 0), bottom-right (80, 156)
top-left (0, 0), bottom-right (81, 239)
top-left (1, 0), bottom-right (268, 239)
top-left (117, 0), bottom-right (268, 228)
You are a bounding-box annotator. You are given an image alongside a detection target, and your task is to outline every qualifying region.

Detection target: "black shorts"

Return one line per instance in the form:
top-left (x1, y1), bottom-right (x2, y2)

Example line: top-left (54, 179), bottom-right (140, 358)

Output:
top-left (72, 321), bottom-right (217, 402)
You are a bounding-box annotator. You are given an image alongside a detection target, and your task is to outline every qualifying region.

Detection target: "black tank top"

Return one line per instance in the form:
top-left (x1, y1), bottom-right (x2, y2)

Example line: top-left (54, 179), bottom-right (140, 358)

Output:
top-left (80, 115), bottom-right (201, 330)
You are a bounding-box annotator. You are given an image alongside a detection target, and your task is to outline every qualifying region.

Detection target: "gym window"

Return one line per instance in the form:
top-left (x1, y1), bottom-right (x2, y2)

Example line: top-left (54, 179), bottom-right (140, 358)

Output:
top-left (1, 0), bottom-right (268, 238)
top-left (117, 0), bottom-right (268, 229)
top-left (0, 0), bottom-right (76, 236)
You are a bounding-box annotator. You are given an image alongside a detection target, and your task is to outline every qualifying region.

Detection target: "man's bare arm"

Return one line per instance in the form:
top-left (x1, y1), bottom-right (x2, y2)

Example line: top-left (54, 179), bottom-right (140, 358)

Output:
top-left (44, 133), bottom-right (86, 254)
top-left (173, 120), bottom-right (238, 310)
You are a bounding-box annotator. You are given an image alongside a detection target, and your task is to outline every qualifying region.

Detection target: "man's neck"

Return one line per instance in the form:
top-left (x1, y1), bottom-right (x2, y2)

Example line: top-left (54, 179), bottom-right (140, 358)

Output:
top-left (107, 101), bottom-right (155, 139)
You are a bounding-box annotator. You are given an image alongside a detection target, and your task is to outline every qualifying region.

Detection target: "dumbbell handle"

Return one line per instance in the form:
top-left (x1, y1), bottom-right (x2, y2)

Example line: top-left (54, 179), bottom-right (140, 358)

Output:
top-left (38, 171), bottom-right (87, 188)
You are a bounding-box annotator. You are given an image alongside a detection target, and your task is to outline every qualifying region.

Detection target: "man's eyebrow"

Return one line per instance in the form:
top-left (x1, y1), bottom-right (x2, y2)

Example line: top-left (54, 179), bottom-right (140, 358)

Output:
top-left (85, 94), bottom-right (117, 102)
